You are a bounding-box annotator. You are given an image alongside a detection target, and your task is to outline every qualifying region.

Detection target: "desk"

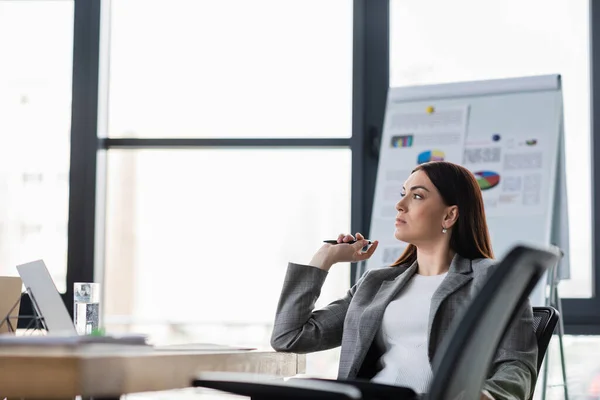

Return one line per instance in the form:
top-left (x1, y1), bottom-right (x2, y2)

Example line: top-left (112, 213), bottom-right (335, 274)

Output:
top-left (0, 345), bottom-right (305, 399)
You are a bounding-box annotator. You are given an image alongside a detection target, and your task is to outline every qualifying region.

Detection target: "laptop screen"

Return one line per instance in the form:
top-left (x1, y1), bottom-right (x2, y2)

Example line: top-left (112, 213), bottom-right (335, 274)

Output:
top-left (16, 260), bottom-right (77, 335)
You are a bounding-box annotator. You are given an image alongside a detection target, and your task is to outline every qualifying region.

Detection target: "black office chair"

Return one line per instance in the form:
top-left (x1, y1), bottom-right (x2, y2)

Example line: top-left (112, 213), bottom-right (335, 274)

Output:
top-left (193, 244), bottom-right (561, 400)
top-left (530, 306), bottom-right (560, 400)
top-left (532, 307), bottom-right (559, 372)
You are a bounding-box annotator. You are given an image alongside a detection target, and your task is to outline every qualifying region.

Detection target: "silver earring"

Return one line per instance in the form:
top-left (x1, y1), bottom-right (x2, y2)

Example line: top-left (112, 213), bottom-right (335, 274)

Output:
top-left (442, 227), bottom-right (447, 234)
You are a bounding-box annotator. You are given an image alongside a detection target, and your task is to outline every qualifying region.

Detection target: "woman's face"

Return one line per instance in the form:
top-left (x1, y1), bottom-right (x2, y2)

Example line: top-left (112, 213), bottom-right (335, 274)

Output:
top-left (394, 170), bottom-right (456, 245)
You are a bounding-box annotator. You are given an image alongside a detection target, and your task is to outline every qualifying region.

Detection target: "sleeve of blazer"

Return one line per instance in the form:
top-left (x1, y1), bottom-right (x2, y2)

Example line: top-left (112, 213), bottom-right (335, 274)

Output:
top-left (270, 262), bottom-right (366, 353)
top-left (483, 299), bottom-right (538, 400)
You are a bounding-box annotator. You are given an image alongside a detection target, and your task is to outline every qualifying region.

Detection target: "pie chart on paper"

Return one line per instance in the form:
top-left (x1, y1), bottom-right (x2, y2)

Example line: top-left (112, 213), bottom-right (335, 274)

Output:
top-left (474, 171), bottom-right (500, 190)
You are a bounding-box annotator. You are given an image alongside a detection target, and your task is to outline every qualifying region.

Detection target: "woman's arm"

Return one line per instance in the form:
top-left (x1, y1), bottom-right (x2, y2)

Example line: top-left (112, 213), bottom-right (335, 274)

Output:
top-left (270, 263), bottom-right (365, 353)
top-left (270, 234), bottom-right (378, 353)
top-left (482, 300), bottom-right (538, 400)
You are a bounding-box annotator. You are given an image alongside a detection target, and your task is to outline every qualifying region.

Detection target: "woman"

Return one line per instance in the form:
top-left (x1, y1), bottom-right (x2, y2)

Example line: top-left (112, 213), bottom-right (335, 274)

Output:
top-left (270, 161), bottom-right (538, 400)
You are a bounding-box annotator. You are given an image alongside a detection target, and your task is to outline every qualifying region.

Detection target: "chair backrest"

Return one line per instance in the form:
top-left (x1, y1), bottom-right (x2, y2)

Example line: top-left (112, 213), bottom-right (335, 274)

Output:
top-left (532, 306), bottom-right (559, 372)
top-left (426, 244), bottom-right (561, 400)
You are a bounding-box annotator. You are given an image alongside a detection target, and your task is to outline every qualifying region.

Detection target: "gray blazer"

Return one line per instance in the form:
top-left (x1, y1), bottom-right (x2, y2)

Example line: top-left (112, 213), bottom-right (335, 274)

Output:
top-left (271, 254), bottom-right (538, 400)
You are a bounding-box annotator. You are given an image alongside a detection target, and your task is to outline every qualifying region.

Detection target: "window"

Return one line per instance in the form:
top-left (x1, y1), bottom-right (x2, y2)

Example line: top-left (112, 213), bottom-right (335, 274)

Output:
top-left (107, 0), bottom-right (352, 138)
top-left (535, 335), bottom-right (600, 399)
top-left (390, 0), bottom-right (591, 298)
top-left (0, 0), bottom-right (73, 292)
top-left (100, 1), bottom-right (354, 378)
top-left (103, 149), bottom-right (351, 376)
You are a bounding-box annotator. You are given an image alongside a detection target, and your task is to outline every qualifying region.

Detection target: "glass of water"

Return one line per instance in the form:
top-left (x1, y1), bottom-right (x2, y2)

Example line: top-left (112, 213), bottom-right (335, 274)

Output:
top-left (74, 282), bottom-right (100, 335)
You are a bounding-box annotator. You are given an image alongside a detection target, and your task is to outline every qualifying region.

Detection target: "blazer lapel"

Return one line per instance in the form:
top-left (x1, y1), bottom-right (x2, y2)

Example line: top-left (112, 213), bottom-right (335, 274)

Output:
top-left (348, 261), bottom-right (418, 375)
top-left (427, 254), bottom-right (473, 360)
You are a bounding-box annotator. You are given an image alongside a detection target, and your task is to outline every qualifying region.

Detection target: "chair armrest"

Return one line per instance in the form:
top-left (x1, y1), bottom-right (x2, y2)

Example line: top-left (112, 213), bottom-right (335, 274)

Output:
top-left (296, 377), bottom-right (417, 400)
top-left (193, 371), bottom-right (362, 399)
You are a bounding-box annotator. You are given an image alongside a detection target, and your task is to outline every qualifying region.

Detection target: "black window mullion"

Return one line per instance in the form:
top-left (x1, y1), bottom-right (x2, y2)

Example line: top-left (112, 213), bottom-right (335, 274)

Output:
top-left (562, 0), bottom-right (600, 335)
top-left (64, 0), bottom-right (102, 318)
top-left (351, 0), bottom-right (389, 285)
top-left (100, 138), bottom-right (350, 149)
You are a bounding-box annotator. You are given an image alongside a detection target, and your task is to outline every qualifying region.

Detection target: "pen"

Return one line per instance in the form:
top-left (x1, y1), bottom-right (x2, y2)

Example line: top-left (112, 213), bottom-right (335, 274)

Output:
top-left (323, 240), bottom-right (373, 245)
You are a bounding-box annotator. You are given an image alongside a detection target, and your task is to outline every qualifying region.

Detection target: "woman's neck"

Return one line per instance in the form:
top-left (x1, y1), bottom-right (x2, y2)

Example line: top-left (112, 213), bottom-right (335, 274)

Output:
top-left (415, 244), bottom-right (455, 276)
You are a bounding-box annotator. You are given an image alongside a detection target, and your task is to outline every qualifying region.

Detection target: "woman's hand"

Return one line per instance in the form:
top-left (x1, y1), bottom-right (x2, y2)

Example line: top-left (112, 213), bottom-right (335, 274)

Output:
top-left (309, 232), bottom-right (379, 271)
top-left (480, 390), bottom-right (495, 400)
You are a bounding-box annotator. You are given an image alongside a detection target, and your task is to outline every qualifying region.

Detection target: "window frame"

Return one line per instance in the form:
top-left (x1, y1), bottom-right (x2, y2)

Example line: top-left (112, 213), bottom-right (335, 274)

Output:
top-left (559, 0), bottom-right (600, 334)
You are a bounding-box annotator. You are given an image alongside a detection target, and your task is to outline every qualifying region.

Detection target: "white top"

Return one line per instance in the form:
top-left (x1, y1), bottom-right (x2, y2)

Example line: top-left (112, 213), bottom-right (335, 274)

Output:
top-left (371, 272), bottom-right (448, 394)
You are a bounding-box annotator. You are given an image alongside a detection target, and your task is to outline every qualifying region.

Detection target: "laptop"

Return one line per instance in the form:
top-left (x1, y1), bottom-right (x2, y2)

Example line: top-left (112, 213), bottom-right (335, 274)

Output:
top-left (16, 260), bottom-right (77, 335)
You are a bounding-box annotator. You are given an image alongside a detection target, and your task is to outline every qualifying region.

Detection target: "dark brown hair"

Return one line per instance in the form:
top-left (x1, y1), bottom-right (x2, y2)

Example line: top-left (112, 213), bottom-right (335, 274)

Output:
top-left (392, 161), bottom-right (494, 266)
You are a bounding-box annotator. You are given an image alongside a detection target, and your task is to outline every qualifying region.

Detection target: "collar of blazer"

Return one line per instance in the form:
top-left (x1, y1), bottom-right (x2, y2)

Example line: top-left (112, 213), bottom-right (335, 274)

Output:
top-left (360, 253), bottom-right (475, 364)
top-left (427, 254), bottom-right (474, 358)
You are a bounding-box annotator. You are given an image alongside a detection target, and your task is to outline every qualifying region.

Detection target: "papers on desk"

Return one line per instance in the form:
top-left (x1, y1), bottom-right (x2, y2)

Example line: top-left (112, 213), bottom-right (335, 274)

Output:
top-left (0, 333), bottom-right (149, 346)
top-left (153, 343), bottom-right (256, 351)
top-left (0, 334), bottom-right (256, 352)
top-left (0, 332), bottom-right (256, 353)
